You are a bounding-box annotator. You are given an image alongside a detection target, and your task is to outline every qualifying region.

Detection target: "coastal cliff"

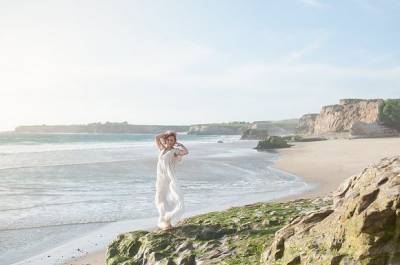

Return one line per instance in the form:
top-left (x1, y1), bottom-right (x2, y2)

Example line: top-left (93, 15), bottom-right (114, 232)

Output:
top-left (297, 98), bottom-right (400, 138)
top-left (14, 122), bottom-right (190, 134)
top-left (240, 119), bottom-right (298, 140)
top-left (106, 155), bottom-right (400, 265)
top-left (186, 119), bottom-right (298, 138)
top-left (187, 122), bottom-right (249, 135)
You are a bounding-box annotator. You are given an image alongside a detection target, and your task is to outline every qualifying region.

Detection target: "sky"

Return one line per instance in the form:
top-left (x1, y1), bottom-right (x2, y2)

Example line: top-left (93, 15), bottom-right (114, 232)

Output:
top-left (1, 0), bottom-right (399, 131)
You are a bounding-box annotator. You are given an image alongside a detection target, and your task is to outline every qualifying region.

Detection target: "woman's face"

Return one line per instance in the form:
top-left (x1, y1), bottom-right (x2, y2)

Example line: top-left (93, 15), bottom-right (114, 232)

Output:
top-left (165, 135), bottom-right (176, 148)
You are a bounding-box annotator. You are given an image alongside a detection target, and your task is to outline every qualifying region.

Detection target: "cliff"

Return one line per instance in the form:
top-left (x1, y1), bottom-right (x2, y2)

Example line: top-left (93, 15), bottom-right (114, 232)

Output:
top-left (187, 122), bottom-right (249, 135)
top-left (240, 119), bottom-right (299, 140)
top-left (187, 120), bottom-right (298, 137)
top-left (297, 99), bottom-right (399, 138)
top-left (106, 155), bottom-right (400, 265)
top-left (14, 122), bottom-right (190, 134)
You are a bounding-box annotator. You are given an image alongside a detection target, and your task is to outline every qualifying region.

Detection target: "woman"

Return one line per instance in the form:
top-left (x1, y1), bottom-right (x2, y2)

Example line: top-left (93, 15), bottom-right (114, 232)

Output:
top-left (154, 130), bottom-right (189, 230)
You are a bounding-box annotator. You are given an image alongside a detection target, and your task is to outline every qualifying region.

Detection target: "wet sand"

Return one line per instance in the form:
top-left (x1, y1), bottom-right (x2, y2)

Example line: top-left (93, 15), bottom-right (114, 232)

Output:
top-left (61, 249), bottom-right (107, 265)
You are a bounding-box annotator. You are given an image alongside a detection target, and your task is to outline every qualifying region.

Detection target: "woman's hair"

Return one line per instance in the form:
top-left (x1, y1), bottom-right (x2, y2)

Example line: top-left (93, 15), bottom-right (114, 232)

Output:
top-left (163, 130), bottom-right (177, 142)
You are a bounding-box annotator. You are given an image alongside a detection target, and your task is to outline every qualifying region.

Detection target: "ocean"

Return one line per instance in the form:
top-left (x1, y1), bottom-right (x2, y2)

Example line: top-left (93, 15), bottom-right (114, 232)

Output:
top-left (0, 132), bottom-right (315, 265)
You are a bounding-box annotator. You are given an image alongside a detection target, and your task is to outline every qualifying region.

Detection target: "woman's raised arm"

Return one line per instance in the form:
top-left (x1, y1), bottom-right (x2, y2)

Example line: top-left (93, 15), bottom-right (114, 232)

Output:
top-left (155, 133), bottom-right (166, 150)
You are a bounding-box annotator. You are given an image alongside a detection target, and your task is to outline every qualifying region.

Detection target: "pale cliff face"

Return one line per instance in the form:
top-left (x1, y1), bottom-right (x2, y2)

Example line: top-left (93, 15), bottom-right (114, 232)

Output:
top-left (297, 114), bottom-right (319, 135)
top-left (297, 99), bottom-right (397, 138)
top-left (313, 99), bottom-right (384, 134)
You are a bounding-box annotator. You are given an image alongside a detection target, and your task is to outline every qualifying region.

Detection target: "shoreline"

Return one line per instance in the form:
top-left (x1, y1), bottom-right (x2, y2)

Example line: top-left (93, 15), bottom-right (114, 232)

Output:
top-left (50, 137), bottom-right (400, 264)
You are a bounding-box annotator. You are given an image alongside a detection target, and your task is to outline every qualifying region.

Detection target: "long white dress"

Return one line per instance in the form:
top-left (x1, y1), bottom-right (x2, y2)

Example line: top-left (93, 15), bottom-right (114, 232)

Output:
top-left (155, 147), bottom-right (185, 229)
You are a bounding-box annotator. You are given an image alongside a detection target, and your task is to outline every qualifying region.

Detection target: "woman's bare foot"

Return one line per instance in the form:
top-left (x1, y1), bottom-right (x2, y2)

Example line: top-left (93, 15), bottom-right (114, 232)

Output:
top-left (162, 223), bottom-right (173, 230)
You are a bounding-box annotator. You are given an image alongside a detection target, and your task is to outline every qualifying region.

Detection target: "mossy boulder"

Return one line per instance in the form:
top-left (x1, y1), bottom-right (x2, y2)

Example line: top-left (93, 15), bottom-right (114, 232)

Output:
top-left (255, 136), bottom-right (294, 150)
top-left (262, 155), bottom-right (400, 265)
top-left (106, 198), bottom-right (332, 265)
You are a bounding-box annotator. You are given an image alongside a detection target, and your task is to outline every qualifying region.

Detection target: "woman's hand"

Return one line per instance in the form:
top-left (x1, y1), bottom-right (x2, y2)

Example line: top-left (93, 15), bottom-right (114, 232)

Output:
top-left (175, 142), bottom-right (189, 156)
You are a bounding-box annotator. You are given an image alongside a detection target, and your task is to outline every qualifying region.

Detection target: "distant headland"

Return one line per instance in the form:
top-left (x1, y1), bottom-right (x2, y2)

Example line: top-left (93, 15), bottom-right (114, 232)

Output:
top-left (13, 122), bottom-right (190, 134)
top-left (11, 98), bottom-right (400, 139)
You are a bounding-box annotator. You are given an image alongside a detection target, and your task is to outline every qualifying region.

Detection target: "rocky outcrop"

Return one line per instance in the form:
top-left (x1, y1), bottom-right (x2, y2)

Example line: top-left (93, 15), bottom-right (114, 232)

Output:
top-left (255, 136), bottom-right (293, 150)
top-left (262, 155), bottom-right (400, 265)
top-left (106, 199), bottom-right (332, 265)
top-left (187, 123), bottom-right (248, 135)
top-left (296, 114), bottom-right (319, 135)
top-left (241, 128), bottom-right (270, 140)
top-left (241, 120), bottom-right (298, 140)
top-left (187, 120), bottom-right (298, 137)
top-left (297, 98), bottom-right (399, 138)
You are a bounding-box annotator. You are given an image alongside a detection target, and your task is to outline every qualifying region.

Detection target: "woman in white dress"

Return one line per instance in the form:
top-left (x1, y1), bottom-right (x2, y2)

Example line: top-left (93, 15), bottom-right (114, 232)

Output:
top-left (154, 130), bottom-right (189, 230)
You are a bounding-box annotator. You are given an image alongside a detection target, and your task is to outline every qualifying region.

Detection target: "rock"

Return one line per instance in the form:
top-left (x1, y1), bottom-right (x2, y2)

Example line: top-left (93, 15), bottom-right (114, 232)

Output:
top-left (255, 136), bottom-right (294, 150)
top-left (297, 114), bottom-right (319, 135)
top-left (106, 198), bottom-right (330, 265)
top-left (176, 250), bottom-right (196, 265)
top-left (240, 119), bottom-right (298, 140)
top-left (297, 98), bottom-right (400, 138)
top-left (261, 155), bottom-right (400, 265)
top-left (241, 128), bottom-right (270, 140)
top-left (187, 122), bottom-right (248, 135)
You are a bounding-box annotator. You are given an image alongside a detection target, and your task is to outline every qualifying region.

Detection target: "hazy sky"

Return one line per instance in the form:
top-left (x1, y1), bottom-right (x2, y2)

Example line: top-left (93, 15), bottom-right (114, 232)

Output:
top-left (1, 0), bottom-right (399, 131)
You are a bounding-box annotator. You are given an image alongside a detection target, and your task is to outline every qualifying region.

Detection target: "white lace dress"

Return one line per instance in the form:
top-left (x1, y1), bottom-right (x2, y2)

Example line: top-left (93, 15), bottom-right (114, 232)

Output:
top-left (155, 147), bottom-right (185, 229)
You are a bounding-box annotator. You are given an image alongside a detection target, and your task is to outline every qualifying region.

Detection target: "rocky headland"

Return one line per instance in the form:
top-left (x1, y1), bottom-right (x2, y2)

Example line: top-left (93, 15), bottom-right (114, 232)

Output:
top-left (297, 98), bottom-right (400, 139)
top-left (240, 120), bottom-right (298, 140)
top-left (187, 120), bottom-right (298, 137)
top-left (187, 122), bottom-right (249, 135)
top-left (14, 122), bottom-right (190, 134)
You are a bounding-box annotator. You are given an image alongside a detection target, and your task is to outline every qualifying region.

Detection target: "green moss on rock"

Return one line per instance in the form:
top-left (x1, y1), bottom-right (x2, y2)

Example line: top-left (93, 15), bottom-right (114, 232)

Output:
top-left (255, 136), bottom-right (294, 150)
top-left (106, 198), bottom-right (332, 265)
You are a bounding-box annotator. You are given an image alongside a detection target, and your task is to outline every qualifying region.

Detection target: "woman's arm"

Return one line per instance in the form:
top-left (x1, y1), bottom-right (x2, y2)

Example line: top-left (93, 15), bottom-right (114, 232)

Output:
top-left (155, 133), bottom-right (166, 150)
top-left (174, 142), bottom-right (189, 156)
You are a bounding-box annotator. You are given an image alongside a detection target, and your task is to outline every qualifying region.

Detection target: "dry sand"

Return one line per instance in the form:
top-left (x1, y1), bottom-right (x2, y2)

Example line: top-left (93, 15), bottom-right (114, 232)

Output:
top-left (271, 137), bottom-right (400, 202)
top-left (64, 137), bottom-right (400, 265)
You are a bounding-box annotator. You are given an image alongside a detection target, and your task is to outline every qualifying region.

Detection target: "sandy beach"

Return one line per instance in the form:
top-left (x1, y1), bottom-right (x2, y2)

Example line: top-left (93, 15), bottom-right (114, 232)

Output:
top-left (271, 137), bottom-right (400, 202)
top-left (63, 137), bottom-right (400, 265)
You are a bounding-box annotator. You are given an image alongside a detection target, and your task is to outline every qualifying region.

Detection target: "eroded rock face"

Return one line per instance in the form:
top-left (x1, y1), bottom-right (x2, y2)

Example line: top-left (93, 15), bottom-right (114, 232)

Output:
top-left (314, 99), bottom-right (384, 134)
top-left (241, 120), bottom-right (299, 139)
top-left (297, 98), bottom-right (399, 138)
top-left (241, 128), bottom-right (270, 140)
top-left (297, 114), bottom-right (319, 135)
top-left (261, 155), bottom-right (400, 265)
top-left (187, 124), bottom-right (245, 135)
